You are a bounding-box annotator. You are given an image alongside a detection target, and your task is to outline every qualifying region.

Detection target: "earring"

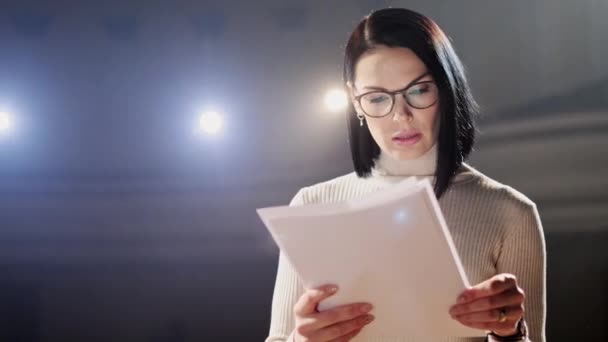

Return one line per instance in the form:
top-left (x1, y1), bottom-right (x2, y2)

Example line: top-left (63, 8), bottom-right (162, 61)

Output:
top-left (357, 114), bottom-right (365, 127)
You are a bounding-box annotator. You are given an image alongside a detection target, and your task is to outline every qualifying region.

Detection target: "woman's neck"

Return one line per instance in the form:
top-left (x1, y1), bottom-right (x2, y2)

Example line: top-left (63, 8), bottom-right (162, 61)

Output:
top-left (372, 144), bottom-right (437, 177)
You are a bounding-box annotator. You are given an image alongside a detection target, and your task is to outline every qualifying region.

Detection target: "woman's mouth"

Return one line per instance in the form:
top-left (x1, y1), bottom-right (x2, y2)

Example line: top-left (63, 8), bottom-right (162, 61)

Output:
top-left (392, 132), bottom-right (422, 146)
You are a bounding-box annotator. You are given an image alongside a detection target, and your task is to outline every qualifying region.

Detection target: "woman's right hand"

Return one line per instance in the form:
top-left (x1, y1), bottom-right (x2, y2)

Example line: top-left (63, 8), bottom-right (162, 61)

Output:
top-left (293, 284), bottom-right (375, 342)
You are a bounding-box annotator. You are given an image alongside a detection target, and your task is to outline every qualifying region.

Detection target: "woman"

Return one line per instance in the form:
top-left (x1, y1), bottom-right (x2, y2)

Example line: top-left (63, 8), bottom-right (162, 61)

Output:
top-left (266, 8), bottom-right (546, 342)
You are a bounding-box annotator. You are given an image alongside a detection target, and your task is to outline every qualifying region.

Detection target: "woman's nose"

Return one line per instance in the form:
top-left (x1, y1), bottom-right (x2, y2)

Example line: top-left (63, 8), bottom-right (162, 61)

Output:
top-left (392, 95), bottom-right (413, 121)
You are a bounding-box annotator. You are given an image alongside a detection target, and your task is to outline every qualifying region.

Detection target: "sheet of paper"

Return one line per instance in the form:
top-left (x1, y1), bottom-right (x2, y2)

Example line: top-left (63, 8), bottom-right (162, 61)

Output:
top-left (257, 179), bottom-right (485, 340)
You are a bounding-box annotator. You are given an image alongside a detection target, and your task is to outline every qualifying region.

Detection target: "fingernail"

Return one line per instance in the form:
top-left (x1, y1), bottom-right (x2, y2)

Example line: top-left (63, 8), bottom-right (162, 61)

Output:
top-left (327, 286), bottom-right (338, 293)
top-left (363, 315), bottom-right (375, 324)
top-left (360, 304), bottom-right (373, 313)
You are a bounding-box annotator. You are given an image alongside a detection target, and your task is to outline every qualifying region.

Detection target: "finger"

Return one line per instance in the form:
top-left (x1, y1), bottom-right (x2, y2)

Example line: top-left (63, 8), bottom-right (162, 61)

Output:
top-left (454, 318), bottom-right (519, 334)
top-left (309, 302), bottom-right (373, 330)
top-left (457, 274), bottom-right (518, 304)
top-left (329, 328), bottom-right (362, 342)
top-left (310, 315), bottom-right (374, 341)
top-left (450, 288), bottom-right (525, 316)
top-left (452, 305), bottom-right (524, 323)
top-left (295, 302), bottom-right (371, 333)
top-left (294, 284), bottom-right (338, 316)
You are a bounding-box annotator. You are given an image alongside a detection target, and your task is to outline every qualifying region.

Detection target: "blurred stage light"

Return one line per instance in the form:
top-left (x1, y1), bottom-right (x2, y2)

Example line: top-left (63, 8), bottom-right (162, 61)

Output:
top-left (0, 111), bottom-right (12, 136)
top-left (393, 208), bottom-right (409, 224)
top-left (199, 111), bottom-right (223, 135)
top-left (324, 88), bottom-right (348, 112)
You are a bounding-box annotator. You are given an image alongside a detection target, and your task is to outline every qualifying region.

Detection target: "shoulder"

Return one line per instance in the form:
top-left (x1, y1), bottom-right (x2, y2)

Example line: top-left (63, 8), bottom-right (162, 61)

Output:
top-left (446, 164), bottom-right (544, 244)
top-left (289, 172), bottom-right (366, 206)
top-left (452, 163), bottom-right (538, 215)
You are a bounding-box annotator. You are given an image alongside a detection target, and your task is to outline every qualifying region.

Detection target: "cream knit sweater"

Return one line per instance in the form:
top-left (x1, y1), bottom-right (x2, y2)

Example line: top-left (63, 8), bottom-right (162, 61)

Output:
top-left (265, 147), bottom-right (546, 342)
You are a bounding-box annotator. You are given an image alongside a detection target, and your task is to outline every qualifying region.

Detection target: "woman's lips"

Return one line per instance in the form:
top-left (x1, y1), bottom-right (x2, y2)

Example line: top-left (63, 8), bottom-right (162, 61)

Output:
top-left (392, 133), bottom-right (422, 146)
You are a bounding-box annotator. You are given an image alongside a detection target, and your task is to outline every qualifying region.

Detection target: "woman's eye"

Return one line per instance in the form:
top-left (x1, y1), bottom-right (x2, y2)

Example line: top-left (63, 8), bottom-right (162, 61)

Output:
top-left (408, 86), bottom-right (430, 96)
top-left (368, 95), bottom-right (389, 104)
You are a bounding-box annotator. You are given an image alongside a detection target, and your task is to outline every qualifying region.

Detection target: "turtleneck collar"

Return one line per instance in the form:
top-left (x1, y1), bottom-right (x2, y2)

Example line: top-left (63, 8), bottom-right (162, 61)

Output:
top-left (372, 144), bottom-right (438, 177)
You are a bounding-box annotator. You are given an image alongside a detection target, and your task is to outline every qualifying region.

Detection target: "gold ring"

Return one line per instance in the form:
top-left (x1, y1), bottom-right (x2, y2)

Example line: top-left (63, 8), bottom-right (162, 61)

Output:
top-left (498, 308), bottom-right (508, 323)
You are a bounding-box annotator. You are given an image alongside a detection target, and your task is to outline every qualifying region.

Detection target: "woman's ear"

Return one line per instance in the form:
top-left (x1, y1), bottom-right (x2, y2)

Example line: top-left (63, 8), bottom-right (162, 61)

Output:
top-left (346, 81), bottom-right (354, 98)
top-left (346, 81), bottom-right (361, 113)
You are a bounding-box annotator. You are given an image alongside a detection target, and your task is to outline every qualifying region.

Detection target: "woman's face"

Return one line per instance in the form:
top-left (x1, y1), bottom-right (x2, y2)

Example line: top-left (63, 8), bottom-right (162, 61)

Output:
top-left (349, 46), bottom-right (440, 161)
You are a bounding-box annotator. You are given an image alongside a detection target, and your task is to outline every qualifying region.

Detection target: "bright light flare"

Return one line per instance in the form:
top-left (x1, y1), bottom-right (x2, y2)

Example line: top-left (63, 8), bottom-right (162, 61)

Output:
top-left (199, 111), bottom-right (224, 135)
top-left (324, 88), bottom-right (348, 112)
top-left (0, 111), bottom-right (12, 135)
top-left (393, 208), bottom-right (410, 224)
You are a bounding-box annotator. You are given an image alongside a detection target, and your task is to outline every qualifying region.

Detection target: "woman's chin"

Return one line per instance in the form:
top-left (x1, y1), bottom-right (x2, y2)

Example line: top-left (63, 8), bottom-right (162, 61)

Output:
top-left (386, 143), bottom-right (430, 161)
top-left (387, 149), bottom-right (426, 161)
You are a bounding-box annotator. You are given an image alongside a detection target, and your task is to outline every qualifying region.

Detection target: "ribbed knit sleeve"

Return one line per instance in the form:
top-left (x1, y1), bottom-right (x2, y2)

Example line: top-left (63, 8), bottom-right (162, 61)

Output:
top-left (493, 198), bottom-right (546, 342)
top-left (265, 189), bottom-right (306, 342)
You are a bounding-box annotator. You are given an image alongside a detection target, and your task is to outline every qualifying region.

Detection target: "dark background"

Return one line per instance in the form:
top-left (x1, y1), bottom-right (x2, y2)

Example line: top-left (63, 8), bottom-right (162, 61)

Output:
top-left (0, 0), bottom-right (607, 341)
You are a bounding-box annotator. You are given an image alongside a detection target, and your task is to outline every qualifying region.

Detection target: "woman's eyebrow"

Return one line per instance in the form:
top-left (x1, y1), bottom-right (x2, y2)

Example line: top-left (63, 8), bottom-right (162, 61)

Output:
top-left (361, 72), bottom-right (431, 92)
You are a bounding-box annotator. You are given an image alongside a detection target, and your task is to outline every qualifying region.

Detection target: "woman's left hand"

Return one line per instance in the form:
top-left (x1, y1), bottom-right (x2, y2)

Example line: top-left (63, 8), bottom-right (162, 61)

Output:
top-left (449, 273), bottom-right (525, 337)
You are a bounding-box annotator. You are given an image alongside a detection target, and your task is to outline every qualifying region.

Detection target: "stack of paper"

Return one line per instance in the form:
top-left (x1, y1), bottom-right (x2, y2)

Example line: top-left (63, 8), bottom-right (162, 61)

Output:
top-left (257, 179), bottom-right (484, 340)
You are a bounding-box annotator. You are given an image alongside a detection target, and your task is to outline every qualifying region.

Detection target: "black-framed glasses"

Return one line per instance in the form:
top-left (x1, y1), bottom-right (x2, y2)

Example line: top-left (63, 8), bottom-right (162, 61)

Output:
top-left (354, 81), bottom-right (439, 118)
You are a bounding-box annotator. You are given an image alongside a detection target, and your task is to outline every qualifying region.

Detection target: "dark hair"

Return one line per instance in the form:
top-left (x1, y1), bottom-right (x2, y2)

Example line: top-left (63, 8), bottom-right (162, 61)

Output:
top-left (344, 8), bottom-right (477, 198)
